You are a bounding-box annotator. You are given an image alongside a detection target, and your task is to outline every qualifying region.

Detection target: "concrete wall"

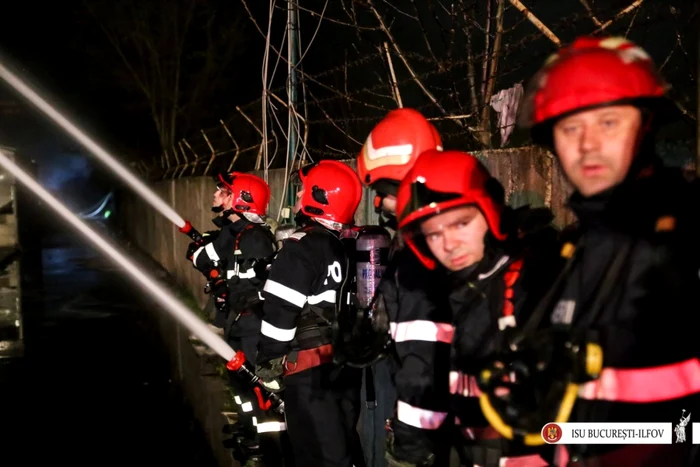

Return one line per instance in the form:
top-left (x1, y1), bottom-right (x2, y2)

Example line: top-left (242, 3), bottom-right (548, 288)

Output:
top-left (117, 146), bottom-right (575, 466)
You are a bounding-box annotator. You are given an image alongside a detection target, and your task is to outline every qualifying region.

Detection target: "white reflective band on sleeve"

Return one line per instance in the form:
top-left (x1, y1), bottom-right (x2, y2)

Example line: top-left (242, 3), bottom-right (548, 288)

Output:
top-left (390, 321), bottom-right (454, 344)
top-left (234, 396), bottom-right (242, 405)
top-left (256, 421), bottom-right (287, 433)
top-left (205, 243), bottom-right (220, 262)
top-left (307, 290), bottom-right (337, 305)
top-left (192, 246), bottom-right (205, 265)
top-left (226, 268), bottom-right (256, 280)
top-left (241, 402), bottom-right (254, 412)
top-left (449, 371), bottom-right (481, 397)
top-left (264, 280), bottom-right (307, 308)
top-left (239, 268), bottom-right (256, 279)
top-left (261, 320), bottom-right (297, 342)
top-left (396, 400), bottom-right (447, 430)
top-left (252, 417), bottom-right (258, 426)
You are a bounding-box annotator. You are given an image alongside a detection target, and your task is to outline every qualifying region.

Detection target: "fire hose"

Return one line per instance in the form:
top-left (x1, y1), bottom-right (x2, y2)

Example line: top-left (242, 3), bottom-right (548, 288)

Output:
top-left (0, 61), bottom-right (282, 414)
top-left (226, 351), bottom-right (285, 415)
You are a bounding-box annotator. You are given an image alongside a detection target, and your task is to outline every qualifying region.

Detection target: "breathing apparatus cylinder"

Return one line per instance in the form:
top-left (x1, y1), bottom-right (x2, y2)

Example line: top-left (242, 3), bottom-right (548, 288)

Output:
top-left (355, 226), bottom-right (392, 308)
top-left (332, 225), bottom-right (393, 368)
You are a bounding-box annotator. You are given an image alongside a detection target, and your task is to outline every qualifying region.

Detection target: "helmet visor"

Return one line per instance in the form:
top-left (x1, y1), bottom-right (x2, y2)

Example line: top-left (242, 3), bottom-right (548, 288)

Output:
top-left (398, 178), bottom-right (462, 225)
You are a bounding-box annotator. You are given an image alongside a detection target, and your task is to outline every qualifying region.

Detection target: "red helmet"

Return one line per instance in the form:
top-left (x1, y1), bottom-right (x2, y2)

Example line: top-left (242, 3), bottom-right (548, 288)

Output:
top-left (396, 150), bottom-right (506, 270)
top-left (519, 36), bottom-right (668, 130)
top-left (217, 172), bottom-right (270, 216)
top-left (297, 160), bottom-right (362, 226)
top-left (357, 108), bottom-right (443, 192)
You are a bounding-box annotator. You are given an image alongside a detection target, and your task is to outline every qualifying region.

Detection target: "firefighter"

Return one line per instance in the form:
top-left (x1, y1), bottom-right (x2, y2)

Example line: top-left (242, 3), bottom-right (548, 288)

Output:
top-left (357, 108), bottom-right (442, 237)
top-left (188, 172), bottom-right (287, 466)
top-left (395, 149), bottom-right (561, 466)
top-left (487, 36), bottom-right (700, 466)
top-left (354, 108), bottom-right (455, 467)
top-left (254, 160), bottom-right (366, 467)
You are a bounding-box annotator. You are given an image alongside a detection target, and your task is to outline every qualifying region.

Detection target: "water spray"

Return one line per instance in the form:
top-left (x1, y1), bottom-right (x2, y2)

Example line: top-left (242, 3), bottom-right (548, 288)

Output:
top-left (0, 62), bottom-right (204, 244)
top-left (0, 149), bottom-right (283, 414)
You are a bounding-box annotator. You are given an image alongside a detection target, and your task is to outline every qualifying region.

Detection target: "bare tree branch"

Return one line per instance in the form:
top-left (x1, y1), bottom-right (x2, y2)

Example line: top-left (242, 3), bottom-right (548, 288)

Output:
top-left (507, 0), bottom-right (561, 46)
top-left (84, 0), bottom-right (243, 155)
top-left (293, 1), bottom-right (381, 30)
top-left (383, 42), bottom-right (403, 108)
top-left (578, 0), bottom-right (602, 27)
top-left (381, 0), bottom-right (418, 20)
top-left (596, 0), bottom-right (645, 33)
top-left (307, 88), bottom-right (363, 145)
top-left (481, 0), bottom-right (492, 104)
top-left (479, 0), bottom-right (505, 148)
top-left (366, 0), bottom-right (459, 125)
top-left (462, 11), bottom-right (480, 115)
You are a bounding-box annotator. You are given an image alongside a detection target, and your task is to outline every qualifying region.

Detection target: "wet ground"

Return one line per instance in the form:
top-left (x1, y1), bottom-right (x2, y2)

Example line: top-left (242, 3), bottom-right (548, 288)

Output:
top-left (0, 224), bottom-right (218, 467)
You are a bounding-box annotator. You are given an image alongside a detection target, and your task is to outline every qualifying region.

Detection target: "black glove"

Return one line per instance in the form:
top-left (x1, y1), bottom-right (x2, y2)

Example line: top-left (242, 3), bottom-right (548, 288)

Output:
top-left (185, 231), bottom-right (217, 261)
top-left (385, 431), bottom-right (435, 467)
top-left (254, 357), bottom-right (285, 393)
top-left (186, 241), bottom-right (201, 261)
top-left (207, 279), bottom-right (229, 316)
top-left (252, 258), bottom-right (273, 281)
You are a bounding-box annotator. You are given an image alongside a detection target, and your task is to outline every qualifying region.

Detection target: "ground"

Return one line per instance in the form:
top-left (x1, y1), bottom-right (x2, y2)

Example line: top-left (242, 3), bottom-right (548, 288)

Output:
top-left (0, 226), bottom-right (217, 467)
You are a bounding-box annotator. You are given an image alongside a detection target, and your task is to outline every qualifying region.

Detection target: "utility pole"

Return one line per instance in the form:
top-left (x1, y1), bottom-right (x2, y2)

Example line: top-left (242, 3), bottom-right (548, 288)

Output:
top-left (286, 0), bottom-right (300, 221)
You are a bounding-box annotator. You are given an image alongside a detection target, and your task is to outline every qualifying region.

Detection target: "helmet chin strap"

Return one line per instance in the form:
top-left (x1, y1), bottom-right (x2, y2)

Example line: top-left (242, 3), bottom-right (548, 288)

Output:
top-left (378, 212), bottom-right (398, 231)
top-left (211, 204), bottom-right (236, 227)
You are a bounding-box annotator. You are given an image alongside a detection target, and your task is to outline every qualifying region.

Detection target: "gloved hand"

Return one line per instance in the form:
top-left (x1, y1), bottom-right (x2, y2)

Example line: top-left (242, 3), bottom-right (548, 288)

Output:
top-left (385, 431), bottom-right (434, 467)
top-left (255, 357), bottom-right (285, 393)
top-left (252, 258), bottom-right (273, 281)
top-left (186, 231), bottom-right (217, 261)
top-left (186, 241), bottom-right (201, 261)
top-left (208, 279), bottom-right (229, 315)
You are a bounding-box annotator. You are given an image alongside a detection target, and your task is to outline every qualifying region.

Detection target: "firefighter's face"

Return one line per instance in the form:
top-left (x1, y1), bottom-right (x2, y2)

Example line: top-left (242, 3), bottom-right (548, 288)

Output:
top-left (293, 189), bottom-right (304, 214)
top-left (381, 195), bottom-right (397, 214)
top-left (553, 105), bottom-right (642, 198)
top-left (420, 205), bottom-right (488, 272)
top-left (213, 185), bottom-right (232, 211)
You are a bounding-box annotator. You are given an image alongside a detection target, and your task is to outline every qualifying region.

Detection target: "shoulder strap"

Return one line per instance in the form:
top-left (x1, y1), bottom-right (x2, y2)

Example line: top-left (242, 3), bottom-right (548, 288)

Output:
top-left (234, 222), bottom-right (278, 254)
top-left (572, 240), bottom-right (635, 333)
top-left (233, 223), bottom-right (257, 252)
top-left (456, 255), bottom-right (519, 320)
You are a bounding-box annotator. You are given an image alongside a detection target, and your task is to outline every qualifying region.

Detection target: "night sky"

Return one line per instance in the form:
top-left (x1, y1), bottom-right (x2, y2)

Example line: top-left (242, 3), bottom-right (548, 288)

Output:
top-left (0, 1), bottom-right (129, 152)
top-left (0, 0), bottom-right (266, 159)
top-left (0, 0), bottom-right (268, 208)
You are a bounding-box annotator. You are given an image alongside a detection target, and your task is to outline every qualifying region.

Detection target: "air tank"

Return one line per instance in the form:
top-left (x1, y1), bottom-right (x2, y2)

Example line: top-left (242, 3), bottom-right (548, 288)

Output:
top-left (355, 225), bottom-right (392, 308)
